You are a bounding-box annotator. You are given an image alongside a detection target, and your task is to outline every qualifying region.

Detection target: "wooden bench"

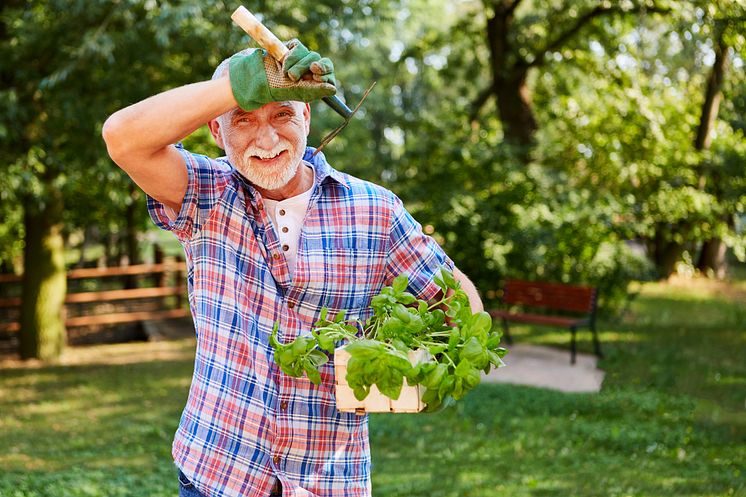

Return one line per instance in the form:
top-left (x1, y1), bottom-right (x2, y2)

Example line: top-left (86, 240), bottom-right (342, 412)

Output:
top-left (488, 279), bottom-right (602, 364)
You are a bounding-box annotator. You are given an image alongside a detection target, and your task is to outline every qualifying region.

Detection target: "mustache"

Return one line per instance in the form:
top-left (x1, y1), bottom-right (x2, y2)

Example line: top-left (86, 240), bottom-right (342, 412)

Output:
top-left (243, 142), bottom-right (290, 160)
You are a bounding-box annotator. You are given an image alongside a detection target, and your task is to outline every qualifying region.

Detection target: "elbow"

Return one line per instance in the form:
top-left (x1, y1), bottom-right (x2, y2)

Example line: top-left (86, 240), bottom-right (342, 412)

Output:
top-left (101, 112), bottom-right (128, 165)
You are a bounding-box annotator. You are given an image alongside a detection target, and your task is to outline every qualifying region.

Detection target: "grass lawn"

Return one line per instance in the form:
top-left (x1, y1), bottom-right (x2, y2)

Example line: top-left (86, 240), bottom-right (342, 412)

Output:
top-left (1, 274), bottom-right (744, 496)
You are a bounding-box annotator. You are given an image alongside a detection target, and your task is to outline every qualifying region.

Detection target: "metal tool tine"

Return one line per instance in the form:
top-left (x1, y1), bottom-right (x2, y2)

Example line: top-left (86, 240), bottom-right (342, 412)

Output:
top-left (312, 82), bottom-right (377, 158)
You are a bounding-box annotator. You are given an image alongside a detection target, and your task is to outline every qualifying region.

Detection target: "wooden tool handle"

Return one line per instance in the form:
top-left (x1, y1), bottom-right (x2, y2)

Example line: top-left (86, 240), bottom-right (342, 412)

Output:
top-left (231, 4), bottom-right (357, 121)
top-left (231, 6), bottom-right (288, 62)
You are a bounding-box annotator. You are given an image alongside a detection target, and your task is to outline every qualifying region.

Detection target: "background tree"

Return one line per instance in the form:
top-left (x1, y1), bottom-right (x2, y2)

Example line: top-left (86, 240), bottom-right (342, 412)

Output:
top-left (2, 0), bottom-right (744, 359)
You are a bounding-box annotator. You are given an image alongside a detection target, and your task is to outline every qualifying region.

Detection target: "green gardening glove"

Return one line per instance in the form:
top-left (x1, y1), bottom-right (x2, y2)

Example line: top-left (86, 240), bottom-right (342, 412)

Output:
top-left (229, 41), bottom-right (336, 111)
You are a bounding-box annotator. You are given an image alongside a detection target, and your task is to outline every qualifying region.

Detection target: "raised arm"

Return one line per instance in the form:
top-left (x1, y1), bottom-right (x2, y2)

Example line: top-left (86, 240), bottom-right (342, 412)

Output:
top-left (102, 42), bottom-right (335, 212)
top-left (101, 77), bottom-right (236, 212)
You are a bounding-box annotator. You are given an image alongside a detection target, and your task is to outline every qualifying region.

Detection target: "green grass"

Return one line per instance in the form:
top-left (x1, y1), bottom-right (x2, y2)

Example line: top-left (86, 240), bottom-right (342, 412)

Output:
top-left (1, 275), bottom-right (744, 497)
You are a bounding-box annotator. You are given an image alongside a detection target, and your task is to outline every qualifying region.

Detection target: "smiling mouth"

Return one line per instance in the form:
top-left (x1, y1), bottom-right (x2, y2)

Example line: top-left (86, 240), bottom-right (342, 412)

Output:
top-left (251, 150), bottom-right (287, 162)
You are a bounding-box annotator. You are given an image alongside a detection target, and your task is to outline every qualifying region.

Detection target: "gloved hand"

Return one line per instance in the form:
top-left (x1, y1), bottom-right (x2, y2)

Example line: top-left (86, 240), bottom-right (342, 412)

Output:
top-left (229, 40), bottom-right (336, 111)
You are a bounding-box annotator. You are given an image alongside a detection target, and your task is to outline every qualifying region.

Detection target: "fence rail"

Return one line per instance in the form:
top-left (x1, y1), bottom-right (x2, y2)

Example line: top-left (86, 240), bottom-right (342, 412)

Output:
top-left (0, 259), bottom-right (189, 336)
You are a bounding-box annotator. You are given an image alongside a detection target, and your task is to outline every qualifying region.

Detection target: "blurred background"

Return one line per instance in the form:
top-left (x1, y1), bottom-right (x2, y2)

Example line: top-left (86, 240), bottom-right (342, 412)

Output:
top-left (0, 1), bottom-right (744, 496)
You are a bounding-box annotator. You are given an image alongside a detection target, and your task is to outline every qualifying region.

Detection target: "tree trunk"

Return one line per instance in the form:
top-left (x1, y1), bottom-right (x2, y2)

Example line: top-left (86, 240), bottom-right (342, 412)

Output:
top-left (696, 238), bottom-right (727, 279)
top-left (649, 227), bottom-right (684, 279)
top-left (19, 187), bottom-right (67, 360)
top-left (485, 5), bottom-right (538, 158)
top-left (695, 26), bottom-right (730, 278)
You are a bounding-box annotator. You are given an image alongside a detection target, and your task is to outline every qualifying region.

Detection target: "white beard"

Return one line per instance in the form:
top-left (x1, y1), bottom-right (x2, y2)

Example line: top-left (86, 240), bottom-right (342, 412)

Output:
top-left (228, 139), bottom-right (303, 191)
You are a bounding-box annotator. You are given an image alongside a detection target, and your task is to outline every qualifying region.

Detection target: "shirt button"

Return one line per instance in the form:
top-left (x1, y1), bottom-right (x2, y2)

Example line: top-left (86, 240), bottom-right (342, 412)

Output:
top-left (282, 244), bottom-right (289, 251)
top-left (280, 401), bottom-right (288, 410)
top-left (257, 204), bottom-right (264, 211)
top-left (273, 254), bottom-right (280, 260)
top-left (273, 455), bottom-right (281, 465)
top-left (279, 209), bottom-right (286, 216)
top-left (288, 302), bottom-right (295, 309)
top-left (282, 227), bottom-right (288, 233)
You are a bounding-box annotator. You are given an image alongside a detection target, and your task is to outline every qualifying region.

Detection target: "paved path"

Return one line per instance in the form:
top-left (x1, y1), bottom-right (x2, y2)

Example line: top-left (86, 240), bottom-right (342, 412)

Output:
top-left (482, 343), bottom-right (605, 393)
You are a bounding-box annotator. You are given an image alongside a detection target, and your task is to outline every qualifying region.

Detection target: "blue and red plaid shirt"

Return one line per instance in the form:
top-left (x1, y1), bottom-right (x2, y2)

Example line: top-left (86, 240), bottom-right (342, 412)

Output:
top-left (147, 145), bottom-right (454, 497)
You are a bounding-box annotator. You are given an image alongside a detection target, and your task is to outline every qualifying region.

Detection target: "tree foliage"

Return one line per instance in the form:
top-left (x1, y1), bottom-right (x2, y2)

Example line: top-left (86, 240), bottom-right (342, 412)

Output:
top-left (1, 0), bottom-right (745, 348)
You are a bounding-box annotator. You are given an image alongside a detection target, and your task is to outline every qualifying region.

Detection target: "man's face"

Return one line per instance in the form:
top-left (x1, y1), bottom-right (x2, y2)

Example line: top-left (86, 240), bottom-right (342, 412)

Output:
top-left (214, 101), bottom-right (310, 191)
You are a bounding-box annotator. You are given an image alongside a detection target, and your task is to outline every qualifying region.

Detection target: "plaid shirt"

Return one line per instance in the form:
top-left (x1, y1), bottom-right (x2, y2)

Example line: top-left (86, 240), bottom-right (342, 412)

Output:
top-left (148, 145), bottom-right (453, 497)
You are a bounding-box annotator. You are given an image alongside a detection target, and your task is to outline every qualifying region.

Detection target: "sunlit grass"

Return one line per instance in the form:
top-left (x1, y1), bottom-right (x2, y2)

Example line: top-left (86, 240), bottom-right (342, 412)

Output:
top-left (0, 271), bottom-right (744, 496)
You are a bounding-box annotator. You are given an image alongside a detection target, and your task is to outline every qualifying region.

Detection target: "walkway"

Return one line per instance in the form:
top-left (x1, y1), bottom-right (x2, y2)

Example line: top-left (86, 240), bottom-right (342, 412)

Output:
top-left (481, 343), bottom-right (605, 393)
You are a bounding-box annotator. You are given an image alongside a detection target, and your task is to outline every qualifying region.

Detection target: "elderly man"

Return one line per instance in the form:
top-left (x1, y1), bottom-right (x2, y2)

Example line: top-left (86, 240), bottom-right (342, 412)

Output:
top-left (103, 41), bottom-right (482, 497)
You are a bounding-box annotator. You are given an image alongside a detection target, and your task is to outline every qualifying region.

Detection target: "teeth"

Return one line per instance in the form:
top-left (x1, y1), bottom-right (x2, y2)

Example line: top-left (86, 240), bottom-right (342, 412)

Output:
top-left (249, 148), bottom-right (285, 160)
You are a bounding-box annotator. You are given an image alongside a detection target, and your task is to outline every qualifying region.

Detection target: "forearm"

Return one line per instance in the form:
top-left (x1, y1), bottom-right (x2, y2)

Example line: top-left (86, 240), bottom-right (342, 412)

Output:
top-left (453, 267), bottom-right (484, 313)
top-left (103, 76), bottom-right (236, 163)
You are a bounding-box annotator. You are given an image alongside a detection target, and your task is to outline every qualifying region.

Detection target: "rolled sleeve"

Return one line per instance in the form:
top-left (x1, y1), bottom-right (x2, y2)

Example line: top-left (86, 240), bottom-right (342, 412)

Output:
top-left (385, 195), bottom-right (455, 302)
top-left (147, 144), bottom-right (232, 243)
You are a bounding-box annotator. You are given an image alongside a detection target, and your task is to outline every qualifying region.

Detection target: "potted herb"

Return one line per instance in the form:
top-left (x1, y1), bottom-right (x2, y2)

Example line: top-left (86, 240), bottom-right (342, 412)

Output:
top-left (270, 268), bottom-right (507, 412)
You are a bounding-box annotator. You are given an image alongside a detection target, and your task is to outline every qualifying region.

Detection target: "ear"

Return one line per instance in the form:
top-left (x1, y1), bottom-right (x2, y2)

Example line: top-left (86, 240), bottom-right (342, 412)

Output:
top-left (302, 102), bottom-right (311, 136)
top-left (208, 118), bottom-right (226, 150)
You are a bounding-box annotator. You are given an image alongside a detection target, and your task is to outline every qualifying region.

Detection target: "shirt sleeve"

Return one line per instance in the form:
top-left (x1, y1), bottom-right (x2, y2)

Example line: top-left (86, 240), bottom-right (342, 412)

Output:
top-left (146, 144), bottom-right (232, 243)
top-left (385, 195), bottom-right (455, 302)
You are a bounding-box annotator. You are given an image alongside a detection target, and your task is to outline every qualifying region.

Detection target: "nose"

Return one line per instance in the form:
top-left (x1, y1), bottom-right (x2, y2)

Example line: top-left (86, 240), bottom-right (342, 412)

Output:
top-left (253, 121), bottom-right (280, 150)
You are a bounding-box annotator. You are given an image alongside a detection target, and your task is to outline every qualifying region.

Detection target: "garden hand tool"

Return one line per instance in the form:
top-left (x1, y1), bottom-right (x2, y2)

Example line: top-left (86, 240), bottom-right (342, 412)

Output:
top-left (231, 6), bottom-right (374, 156)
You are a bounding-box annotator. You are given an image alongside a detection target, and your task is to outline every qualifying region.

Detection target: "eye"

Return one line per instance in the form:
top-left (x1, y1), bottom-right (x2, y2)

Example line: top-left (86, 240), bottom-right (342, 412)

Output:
top-left (276, 111), bottom-right (291, 118)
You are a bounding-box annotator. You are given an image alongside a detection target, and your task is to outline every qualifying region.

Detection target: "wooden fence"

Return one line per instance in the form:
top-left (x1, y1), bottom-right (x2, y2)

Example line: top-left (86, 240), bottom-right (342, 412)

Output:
top-left (0, 259), bottom-right (189, 336)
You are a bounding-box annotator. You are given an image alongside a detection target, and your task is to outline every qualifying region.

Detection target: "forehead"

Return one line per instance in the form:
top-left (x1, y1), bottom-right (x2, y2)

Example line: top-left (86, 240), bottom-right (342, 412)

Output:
top-left (228, 101), bottom-right (302, 120)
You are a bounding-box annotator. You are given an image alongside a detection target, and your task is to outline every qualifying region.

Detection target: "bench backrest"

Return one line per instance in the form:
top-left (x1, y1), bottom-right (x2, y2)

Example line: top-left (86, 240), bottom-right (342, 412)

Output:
top-left (503, 279), bottom-right (597, 314)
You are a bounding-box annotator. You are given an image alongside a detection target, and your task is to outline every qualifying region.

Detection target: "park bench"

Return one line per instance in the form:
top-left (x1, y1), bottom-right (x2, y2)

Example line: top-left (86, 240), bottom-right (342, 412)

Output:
top-left (488, 279), bottom-right (602, 364)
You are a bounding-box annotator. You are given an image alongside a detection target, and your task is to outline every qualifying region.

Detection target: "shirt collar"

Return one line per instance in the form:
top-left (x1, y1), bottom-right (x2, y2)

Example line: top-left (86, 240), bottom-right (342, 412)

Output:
top-left (302, 147), bottom-right (350, 190)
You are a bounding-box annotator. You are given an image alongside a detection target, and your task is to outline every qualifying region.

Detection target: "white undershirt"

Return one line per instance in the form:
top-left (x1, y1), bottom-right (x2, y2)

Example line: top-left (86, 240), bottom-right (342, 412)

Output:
top-left (263, 183), bottom-right (313, 279)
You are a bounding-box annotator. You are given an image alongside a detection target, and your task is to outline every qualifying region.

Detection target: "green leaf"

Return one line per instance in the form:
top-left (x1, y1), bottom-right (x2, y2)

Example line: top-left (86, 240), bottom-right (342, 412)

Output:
top-left (486, 333), bottom-right (502, 350)
top-left (422, 387), bottom-right (439, 407)
top-left (316, 332), bottom-right (336, 353)
top-left (423, 363), bottom-right (448, 389)
top-left (393, 274), bottom-right (408, 293)
top-left (487, 350), bottom-right (506, 368)
top-left (471, 312), bottom-right (492, 334)
top-left (455, 358), bottom-right (473, 379)
top-left (398, 292), bottom-right (417, 305)
top-left (461, 337), bottom-right (485, 364)
top-left (427, 344), bottom-right (447, 356)
top-left (304, 360), bottom-right (322, 385)
top-left (452, 377), bottom-right (465, 400)
top-left (438, 375), bottom-right (455, 400)
top-left (463, 367), bottom-right (481, 390)
top-left (376, 369), bottom-right (404, 400)
top-left (447, 329), bottom-right (461, 351)
top-left (307, 349), bottom-right (329, 367)
top-left (441, 269), bottom-right (458, 289)
top-left (345, 340), bottom-right (386, 360)
top-left (418, 300), bottom-right (429, 315)
top-left (333, 310), bottom-right (347, 323)
top-left (269, 322), bottom-right (283, 350)
top-left (353, 385), bottom-right (370, 401)
top-left (393, 304), bottom-right (412, 323)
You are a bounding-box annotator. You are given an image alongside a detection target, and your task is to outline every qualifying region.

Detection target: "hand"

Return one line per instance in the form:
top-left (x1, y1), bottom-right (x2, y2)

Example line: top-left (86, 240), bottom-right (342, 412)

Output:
top-left (283, 39), bottom-right (336, 86)
top-left (229, 42), bottom-right (336, 111)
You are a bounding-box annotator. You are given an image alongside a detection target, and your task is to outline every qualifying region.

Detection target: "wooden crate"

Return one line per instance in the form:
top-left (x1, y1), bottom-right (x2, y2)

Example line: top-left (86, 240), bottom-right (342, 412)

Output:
top-left (334, 347), bottom-right (427, 414)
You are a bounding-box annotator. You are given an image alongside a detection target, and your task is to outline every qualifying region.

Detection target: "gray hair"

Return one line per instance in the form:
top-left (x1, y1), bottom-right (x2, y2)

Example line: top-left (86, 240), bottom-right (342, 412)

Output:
top-left (212, 48), bottom-right (259, 80)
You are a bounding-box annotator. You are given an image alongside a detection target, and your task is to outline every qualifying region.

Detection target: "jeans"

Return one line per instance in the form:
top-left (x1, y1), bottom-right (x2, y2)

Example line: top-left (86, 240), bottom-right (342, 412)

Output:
top-left (178, 470), bottom-right (282, 497)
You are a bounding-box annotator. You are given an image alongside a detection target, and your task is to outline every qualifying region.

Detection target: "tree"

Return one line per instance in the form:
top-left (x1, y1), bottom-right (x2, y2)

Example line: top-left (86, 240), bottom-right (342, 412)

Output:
top-left (694, 3), bottom-right (746, 277)
top-left (0, 0), bottom-right (244, 359)
top-left (470, 0), bottom-right (670, 158)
